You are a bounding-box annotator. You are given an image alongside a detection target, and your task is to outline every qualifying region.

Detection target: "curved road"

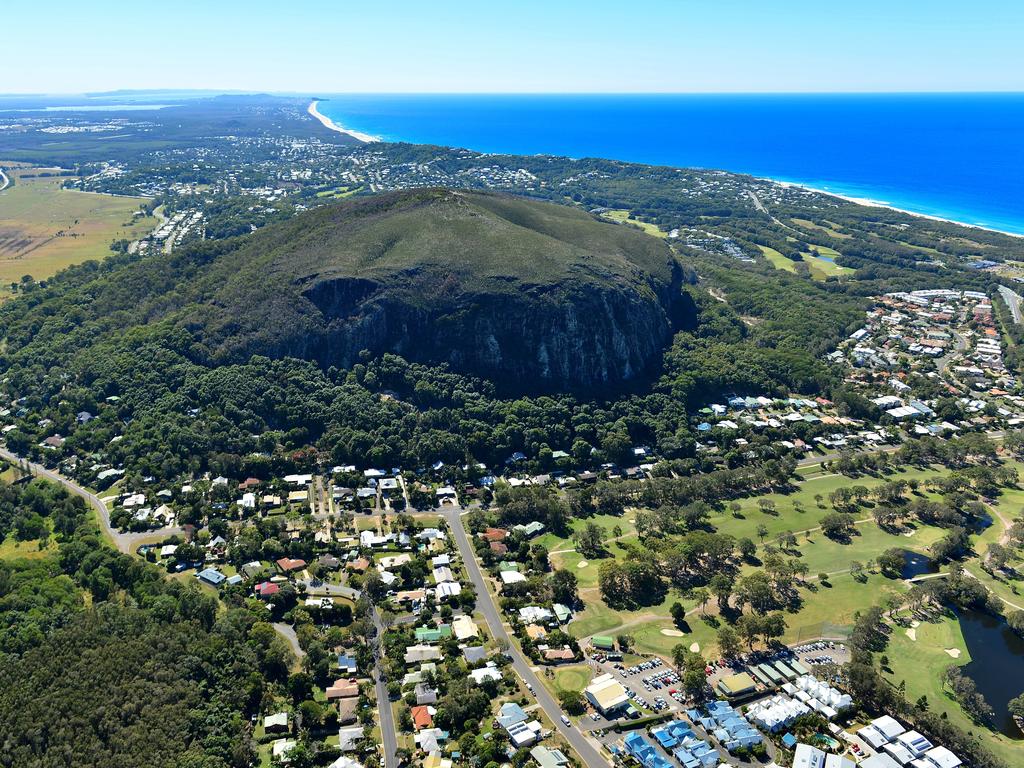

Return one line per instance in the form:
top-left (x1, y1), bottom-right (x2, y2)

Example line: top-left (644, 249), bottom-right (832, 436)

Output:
top-left (0, 447), bottom-right (183, 553)
top-left (443, 506), bottom-right (609, 768)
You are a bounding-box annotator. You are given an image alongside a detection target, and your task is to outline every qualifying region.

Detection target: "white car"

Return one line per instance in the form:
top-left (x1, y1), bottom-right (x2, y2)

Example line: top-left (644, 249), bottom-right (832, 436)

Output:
top-left (560, 715), bottom-right (571, 727)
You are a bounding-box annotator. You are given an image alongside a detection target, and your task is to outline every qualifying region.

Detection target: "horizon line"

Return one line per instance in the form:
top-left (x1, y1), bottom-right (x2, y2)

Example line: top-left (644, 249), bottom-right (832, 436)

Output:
top-left (3, 89), bottom-right (1024, 98)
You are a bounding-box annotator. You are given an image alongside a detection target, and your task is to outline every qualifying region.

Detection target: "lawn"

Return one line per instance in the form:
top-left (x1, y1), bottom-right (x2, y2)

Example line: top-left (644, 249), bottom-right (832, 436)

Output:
top-left (550, 664), bottom-right (593, 693)
top-left (801, 246), bottom-right (853, 280)
top-left (0, 167), bottom-right (155, 288)
top-left (0, 536), bottom-right (54, 561)
top-left (599, 209), bottom-right (665, 238)
top-left (790, 218), bottom-right (852, 240)
top-left (757, 244), bottom-right (797, 272)
top-left (881, 612), bottom-right (1024, 767)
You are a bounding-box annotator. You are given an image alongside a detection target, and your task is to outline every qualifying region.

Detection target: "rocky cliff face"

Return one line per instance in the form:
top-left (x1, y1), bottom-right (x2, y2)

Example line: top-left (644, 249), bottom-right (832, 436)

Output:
top-left (296, 266), bottom-right (695, 392)
top-left (196, 189), bottom-right (697, 393)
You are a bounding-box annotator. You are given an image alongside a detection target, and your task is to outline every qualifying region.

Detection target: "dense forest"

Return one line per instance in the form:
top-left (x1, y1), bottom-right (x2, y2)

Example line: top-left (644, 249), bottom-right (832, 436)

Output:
top-left (0, 476), bottom-right (283, 768)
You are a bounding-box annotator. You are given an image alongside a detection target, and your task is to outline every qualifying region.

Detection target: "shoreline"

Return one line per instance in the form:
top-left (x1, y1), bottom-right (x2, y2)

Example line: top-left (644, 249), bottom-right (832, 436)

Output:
top-left (304, 100), bottom-right (1022, 239)
top-left (770, 179), bottom-right (1024, 239)
top-left (307, 100), bottom-right (379, 144)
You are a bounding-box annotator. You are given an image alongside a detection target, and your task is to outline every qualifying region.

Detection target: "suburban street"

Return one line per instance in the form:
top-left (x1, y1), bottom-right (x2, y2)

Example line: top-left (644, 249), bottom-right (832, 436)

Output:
top-left (0, 447), bottom-right (183, 553)
top-left (371, 607), bottom-right (400, 768)
top-left (272, 622), bottom-right (305, 659)
top-left (443, 505), bottom-right (609, 768)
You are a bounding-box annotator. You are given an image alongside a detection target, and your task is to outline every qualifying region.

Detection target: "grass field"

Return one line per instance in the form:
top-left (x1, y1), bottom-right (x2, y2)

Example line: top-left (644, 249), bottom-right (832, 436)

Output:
top-left (600, 209), bottom-right (666, 238)
top-left (564, 463), bottom-right (1013, 663)
top-left (0, 166), bottom-right (155, 288)
top-left (802, 245), bottom-right (854, 280)
top-left (757, 244), bottom-right (797, 272)
top-left (790, 218), bottom-right (852, 240)
top-left (881, 612), bottom-right (1024, 766)
top-left (0, 536), bottom-right (54, 561)
top-left (550, 664), bottom-right (593, 693)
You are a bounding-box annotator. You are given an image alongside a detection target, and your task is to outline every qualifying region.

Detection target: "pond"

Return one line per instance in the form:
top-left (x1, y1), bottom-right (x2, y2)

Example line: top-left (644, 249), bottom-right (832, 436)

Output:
top-left (899, 549), bottom-right (938, 579)
top-left (957, 608), bottom-right (1024, 738)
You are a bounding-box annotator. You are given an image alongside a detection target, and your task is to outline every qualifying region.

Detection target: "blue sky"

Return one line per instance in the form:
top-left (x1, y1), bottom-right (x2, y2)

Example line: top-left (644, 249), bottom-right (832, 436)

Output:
top-left (4, 0), bottom-right (1023, 93)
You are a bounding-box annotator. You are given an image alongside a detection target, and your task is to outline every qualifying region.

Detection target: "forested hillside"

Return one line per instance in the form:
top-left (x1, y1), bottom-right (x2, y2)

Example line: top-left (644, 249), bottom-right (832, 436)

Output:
top-left (0, 476), bottom-right (285, 768)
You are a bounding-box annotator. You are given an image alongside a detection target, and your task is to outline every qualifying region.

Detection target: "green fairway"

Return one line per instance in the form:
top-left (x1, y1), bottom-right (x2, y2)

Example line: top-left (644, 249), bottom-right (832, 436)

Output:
top-left (569, 599), bottom-right (629, 639)
top-left (757, 244), bottom-right (797, 272)
top-left (599, 208), bottom-right (665, 238)
top-left (802, 245), bottom-right (853, 280)
top-left (790, 218), bottom-right (852, 240)
top-left (881, 613), bottom-right (1024, 766)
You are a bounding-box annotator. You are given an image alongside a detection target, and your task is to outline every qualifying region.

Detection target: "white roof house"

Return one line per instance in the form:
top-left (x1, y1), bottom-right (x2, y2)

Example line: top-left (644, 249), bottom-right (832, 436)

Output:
top-left (469, 662), bottom-right (502, 685)
top-left (860, 715), bottom-right (906, 749)
top-left (920, 746), bottom-right (961, 768)
top-left (895, 730), bottom-right (933, 757)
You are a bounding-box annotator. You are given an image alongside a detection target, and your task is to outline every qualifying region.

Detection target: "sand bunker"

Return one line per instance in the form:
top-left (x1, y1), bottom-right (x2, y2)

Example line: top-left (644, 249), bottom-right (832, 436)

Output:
top-left (690, 642), bottom-right (701, 653)
top-left (577, 560), bottom-right (589, 569)
top-left (945, 648), bottom-right (962, 658)
top-left (905, 628), bottom-right (917, 641)
top-left (660, 629), bottom-right (684, 637)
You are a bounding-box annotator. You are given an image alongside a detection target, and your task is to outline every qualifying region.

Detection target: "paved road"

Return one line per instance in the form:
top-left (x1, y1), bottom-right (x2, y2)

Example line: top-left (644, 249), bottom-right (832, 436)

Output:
top-left (301, 580), bottom-right (362, 601)
top-left (273, 622), bottom-right (305, 659)
top-left (936, 330), bottom-right (968, 376)
top-left (0, 448), bottom-right (184, 553)
top-left (371, 607), bottom-right (400, 768)
top-left (443, 506), bottom-right (609, 768)
top-left (998, 285), bottom-right (1024, 325)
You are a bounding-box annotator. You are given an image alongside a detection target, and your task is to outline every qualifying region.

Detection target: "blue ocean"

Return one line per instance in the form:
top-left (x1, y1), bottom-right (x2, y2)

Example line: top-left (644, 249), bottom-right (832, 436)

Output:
top-left (317, 94), bottom-right (1024, 235)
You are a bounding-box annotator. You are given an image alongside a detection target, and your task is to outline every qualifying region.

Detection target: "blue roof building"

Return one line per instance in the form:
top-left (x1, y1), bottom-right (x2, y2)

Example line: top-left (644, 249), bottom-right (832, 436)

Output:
top-left (623, 733), bottom-right (672, 768)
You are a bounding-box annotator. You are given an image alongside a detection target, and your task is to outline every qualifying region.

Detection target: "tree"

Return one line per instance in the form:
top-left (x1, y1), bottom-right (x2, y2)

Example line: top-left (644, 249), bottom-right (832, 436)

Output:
top-left (693, 588), bottom-right (710, 614)
top-left (1009, 692), bottom-right (1024, 719)
top-left (1008, 610), bottom-right (1024, 638)
top-left (558, 689), bottom-right (586, 715)
top-left (670, 601), bottom-right (687, 627)
top-left (877, 548), bottom-right (905, 579)
top-left (572, 522), bottom-right (605, 559)
top-left (756, 524), bottom-right (769, 543)
top-left (709, 573), bottom-right (734, 610)
top-left (820, 512), bottom-right (853, 541)
top-left (551, 569), bottom-right (579, 607)
top-left (672, 646), bottom-right (707, 700)
top-left (717, 625), bottom-right (741, 660)
top-left (738, 537), bottom-right (756, 560)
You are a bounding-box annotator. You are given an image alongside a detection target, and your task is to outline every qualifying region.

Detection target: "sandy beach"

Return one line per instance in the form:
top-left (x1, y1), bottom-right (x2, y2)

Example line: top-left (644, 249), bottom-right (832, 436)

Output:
top-left (772, 179), bottom-right (1024, 240)
top-left (307, 100), bottom-right (379, 144)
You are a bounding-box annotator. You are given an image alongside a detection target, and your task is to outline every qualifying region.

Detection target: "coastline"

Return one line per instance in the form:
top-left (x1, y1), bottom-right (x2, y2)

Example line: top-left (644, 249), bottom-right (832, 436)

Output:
top-left (305, 98), bottom-right (1022, 239)
top-left (307, 100), bottom-right (379, 144)
top-left (770, 179), bottom-right (1024, 240)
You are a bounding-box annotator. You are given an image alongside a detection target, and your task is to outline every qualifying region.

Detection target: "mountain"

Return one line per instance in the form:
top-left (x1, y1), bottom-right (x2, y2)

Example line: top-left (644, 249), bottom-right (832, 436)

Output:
top-left (176, 188), bottom-right (696, 392)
